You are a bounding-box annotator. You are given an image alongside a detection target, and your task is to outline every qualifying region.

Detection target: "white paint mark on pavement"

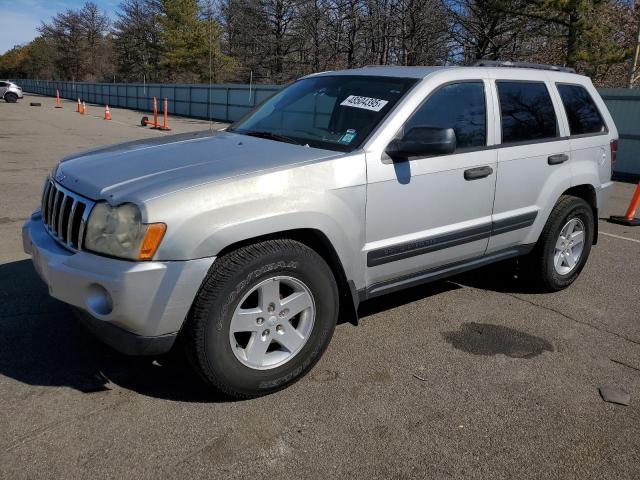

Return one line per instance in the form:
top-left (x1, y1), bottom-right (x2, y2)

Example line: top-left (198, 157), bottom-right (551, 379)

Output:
top-left (600, 231), bottom-right (640, 244)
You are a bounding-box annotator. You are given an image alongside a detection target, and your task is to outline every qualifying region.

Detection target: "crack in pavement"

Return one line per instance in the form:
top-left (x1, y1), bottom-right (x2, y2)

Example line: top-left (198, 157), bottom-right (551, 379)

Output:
top-left (2, 396), bottom-right (131, 454)
top-left (610, 358), bottom-right (640, 373)
top-left (503, 292), bottom-right (640, 347)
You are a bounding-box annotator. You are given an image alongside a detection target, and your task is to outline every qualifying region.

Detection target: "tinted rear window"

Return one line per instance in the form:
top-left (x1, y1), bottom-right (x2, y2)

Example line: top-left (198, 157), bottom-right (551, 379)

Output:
top-left (497, 81), bottom-right (558, 144)
top-left (557, 84), bottom-right (605, 135)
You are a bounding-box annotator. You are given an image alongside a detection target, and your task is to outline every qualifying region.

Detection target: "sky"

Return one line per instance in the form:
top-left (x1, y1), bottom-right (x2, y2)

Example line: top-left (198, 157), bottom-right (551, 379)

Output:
top-left (0, 0), bottom-right (118, 54)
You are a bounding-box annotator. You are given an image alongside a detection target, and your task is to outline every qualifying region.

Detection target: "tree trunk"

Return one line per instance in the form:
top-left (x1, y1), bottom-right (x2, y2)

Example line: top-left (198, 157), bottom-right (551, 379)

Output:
top-left (628, 9), bottom-right (640, 88)
top-left (566, 10), bottom-right (579, 68)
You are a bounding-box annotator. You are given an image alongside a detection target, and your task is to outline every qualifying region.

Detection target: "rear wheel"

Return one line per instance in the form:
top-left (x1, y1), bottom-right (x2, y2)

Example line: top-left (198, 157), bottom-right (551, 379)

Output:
top-left (526, 195), bottom-right (594, 291)
top-left (4, 92), bottom-right (18, 103)
top-left (183, 239), bottom-right (338, 398)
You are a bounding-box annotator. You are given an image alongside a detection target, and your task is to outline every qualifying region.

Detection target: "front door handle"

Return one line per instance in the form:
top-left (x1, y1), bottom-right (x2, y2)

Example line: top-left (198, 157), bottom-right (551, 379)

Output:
top-left (548, 153), bottom-right (569, 165)
top-left (464, 166), bottom-right (493, 181)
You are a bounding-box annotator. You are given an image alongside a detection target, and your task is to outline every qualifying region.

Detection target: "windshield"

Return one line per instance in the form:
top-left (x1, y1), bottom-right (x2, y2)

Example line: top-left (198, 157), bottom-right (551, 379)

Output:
top-left (229, 75), bottom-right (418, 152)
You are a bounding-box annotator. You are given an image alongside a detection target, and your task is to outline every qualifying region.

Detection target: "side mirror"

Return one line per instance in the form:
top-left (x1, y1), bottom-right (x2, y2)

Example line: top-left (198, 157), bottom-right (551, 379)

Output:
top-left (385, 126), bottom-right (456, 160)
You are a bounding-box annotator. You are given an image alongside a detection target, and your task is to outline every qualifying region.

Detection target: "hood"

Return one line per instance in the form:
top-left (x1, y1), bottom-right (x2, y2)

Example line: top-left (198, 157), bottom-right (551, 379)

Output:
top-left (55, 130), bottom-right (343, 203)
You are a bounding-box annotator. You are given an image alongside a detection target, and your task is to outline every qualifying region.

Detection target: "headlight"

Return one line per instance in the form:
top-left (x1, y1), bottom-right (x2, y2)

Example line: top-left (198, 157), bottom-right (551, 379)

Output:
top-left (84, 202), bottom-right (166, 260)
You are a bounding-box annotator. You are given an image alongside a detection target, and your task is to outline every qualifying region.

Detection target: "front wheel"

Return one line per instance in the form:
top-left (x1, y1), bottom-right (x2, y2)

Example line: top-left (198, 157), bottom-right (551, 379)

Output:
top-left (4, 92), bottom-right (18, 103)
top-left (526, 195), bottom-right (594, 291)
top-left (183, 239), bottom-right (339, 398)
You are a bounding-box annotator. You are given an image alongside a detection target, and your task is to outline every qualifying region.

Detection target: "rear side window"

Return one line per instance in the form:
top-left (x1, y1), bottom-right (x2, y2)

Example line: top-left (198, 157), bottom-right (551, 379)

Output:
top-left (404, 81), bottom-right (486, 151)
top-left (497, 81), bottom-right (558, 144)
top-left (556, 84), bottom-right (606, 135)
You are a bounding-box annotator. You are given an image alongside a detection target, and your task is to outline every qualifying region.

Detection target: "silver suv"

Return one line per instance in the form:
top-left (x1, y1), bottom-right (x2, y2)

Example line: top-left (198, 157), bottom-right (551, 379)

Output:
top-left (1, 80), bottom-right (23, 102)
top-left (22, 63), bottom-right (617, 397)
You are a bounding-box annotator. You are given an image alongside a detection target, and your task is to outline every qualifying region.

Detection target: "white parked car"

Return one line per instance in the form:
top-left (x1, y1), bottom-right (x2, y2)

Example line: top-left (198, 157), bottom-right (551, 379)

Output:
top-left (1, 80), bottom-right (23, 102)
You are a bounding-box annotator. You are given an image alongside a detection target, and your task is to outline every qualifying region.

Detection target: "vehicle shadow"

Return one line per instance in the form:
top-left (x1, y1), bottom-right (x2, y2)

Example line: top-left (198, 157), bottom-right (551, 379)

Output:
top-left (358, 280), bottom-right (461, 318)
top-left (0, 259), bottom-right (230, 403)
top-left (451, 259), bottom-right (547, 295)
top-left (0, 257), bottom-right (533, 401)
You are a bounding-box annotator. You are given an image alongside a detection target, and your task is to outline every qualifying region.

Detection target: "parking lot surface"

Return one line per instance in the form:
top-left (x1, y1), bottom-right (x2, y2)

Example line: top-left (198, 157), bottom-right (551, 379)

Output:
top-left (1, 95), bottom-right (639, 479)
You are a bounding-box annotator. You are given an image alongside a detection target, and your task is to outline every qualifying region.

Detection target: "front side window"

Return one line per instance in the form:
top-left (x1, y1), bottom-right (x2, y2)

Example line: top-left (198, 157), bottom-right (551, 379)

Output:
top-left (403, 81), bottom-right (487, 151)
top-left (557, 84), bottom-right (606, 136)
top-left (497, 81), bottom-right (558, 144)
top-left (230, 75), bottom-right (417, 152)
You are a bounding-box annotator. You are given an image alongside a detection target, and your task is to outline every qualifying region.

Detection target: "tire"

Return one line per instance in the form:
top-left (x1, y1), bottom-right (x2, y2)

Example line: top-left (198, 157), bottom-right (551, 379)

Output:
top-left (183, 239), bottom-right (339, 398)
top-left (526, 195), bottom-right (594, 292)
top-left (4, 93), bottom-right (18, 103)
top-left (140, 116), bottom-right (149, 127)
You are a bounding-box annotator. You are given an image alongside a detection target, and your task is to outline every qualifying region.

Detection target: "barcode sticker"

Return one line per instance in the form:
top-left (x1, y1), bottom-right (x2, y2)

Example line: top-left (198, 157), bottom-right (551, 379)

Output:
top-left (340, 95), bottom-right (389, 112)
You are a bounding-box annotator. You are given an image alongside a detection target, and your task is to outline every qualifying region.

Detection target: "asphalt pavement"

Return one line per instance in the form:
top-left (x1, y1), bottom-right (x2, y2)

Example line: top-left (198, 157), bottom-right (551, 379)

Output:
top-left (1, 95), bottom-right (639, 479)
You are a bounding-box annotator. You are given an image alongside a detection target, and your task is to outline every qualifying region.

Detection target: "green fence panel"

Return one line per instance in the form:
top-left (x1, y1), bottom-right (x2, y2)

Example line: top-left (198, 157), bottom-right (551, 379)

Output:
top-left (599, 88), bottom-right (640, 179)
top-left (10, 80), bottom-right (639, 178)
top-left (11, 79), bottom-right (282, 124)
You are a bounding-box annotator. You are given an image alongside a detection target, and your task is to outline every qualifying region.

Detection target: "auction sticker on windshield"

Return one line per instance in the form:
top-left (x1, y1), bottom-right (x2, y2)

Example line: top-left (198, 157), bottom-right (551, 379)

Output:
top-left (340, 95), bottom-right (389, 112)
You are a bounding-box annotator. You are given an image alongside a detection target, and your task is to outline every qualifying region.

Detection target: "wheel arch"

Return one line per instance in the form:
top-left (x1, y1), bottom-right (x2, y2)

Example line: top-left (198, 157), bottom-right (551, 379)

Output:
top-left (561, 184), bottom-right (599, 244)
top-left (216, 228), bottom-right (359, 324)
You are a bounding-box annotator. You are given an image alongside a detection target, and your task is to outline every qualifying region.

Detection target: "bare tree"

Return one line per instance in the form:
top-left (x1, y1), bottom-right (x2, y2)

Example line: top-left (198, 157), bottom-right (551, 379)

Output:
top-left (4, 0), bottom-right (634, 88)
top-left (628, 2), bottom-right (640, 87)
top-left (38, 2), bottom-right (111, 81)
top-left (113, 0), bottom-right (162, 82)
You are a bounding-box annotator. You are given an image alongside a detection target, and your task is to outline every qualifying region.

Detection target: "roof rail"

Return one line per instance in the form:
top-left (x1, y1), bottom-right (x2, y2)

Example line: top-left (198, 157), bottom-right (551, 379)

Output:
top-left (473, 60), bottom-right (576, 74)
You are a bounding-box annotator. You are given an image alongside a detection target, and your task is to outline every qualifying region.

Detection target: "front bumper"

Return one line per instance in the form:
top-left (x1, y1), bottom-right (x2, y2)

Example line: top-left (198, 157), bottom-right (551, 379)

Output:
top-left (22, 211), bottom-right (215, 355)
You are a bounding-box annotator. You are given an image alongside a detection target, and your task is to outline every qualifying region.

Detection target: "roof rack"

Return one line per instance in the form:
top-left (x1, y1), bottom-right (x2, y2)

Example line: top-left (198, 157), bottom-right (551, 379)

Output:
top-left (473, 60), bottom-right (576, 74)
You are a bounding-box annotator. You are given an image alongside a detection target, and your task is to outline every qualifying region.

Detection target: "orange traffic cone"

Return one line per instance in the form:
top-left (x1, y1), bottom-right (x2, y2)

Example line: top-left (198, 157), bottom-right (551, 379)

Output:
top-left (610, 182), bottom-right (640, 226)
top-left (158, 97), bottom-right (171, 131)
top-left (104, 105), bottom-right (111, 120)
top-left (55, 90), bottom-right (62, 108)
top-left (76, 98), bottom-right (81, 112)
top-left (81, 102), bottom-right (87, 115)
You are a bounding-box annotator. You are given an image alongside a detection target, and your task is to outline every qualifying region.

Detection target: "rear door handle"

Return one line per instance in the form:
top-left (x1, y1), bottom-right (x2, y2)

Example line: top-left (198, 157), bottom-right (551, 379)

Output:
top-left (548, 153), bottom-right (569, 165)
top-left (464, 166), bottom-right (493, 181)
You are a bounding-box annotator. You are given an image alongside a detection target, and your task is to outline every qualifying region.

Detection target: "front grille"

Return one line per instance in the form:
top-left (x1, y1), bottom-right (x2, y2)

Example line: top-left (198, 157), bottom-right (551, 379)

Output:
top-left (41, 179), bottom-right (94, 251)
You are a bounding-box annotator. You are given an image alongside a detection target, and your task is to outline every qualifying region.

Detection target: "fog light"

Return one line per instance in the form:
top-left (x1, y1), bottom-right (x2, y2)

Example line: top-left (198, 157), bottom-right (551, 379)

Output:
top-left (85, 284), bottom-right (113, 316)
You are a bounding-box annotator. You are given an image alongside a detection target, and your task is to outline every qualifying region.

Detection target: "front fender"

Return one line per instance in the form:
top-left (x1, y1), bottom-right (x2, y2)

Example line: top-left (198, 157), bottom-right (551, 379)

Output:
top-left (147, 155), bottom-right (367, 290)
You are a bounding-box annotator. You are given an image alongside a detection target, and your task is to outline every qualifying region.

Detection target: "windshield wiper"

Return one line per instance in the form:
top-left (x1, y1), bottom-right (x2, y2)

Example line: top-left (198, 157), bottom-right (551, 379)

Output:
top-left (239, 130), bottom-right (301, 145)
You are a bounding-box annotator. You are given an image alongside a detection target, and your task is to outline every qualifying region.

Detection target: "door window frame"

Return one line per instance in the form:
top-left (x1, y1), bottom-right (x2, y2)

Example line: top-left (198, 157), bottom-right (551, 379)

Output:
top-left (494, 79), bottom-right (564, 147)
top-left (554, 82), bottom-right (609, 139)
top-left (397, 79), bottom-right (490, 156)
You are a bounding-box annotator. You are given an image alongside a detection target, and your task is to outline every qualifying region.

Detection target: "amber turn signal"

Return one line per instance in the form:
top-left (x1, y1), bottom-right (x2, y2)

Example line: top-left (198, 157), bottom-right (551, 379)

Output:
top-left (138, 223), bottom-right (167, 260)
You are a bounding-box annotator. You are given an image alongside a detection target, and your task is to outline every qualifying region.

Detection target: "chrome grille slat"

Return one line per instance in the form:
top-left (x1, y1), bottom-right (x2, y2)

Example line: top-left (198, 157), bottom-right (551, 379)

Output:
top-left (78, 205), bottom-right (91, 252)
top-left (40, 179), bottom-right (95, 251)
top-left (57, 195), bottom-right (68, 238)
top-left (41, 181), bottom-right (51, 219)
top-left (66, 199), bottom-right (78, 244)
top-left (50, 190), bottom-right (62, 233)
top-left (46, 182), bottom-right (56, 225)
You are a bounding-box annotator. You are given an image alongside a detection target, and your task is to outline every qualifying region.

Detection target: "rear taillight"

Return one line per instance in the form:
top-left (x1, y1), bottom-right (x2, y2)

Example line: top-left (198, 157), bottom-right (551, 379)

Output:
top-left (610, 139), bottom-right (618, 170)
